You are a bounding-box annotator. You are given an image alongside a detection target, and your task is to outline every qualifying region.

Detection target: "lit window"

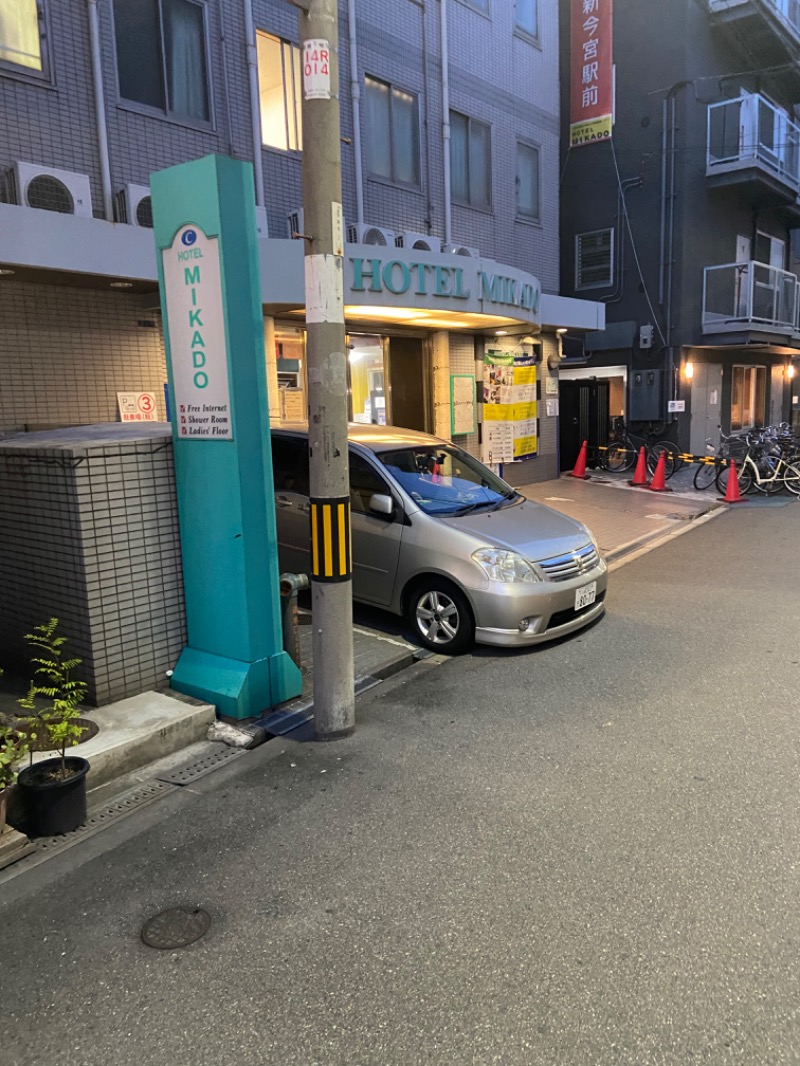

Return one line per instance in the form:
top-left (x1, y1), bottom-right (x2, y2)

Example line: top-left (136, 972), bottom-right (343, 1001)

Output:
top-left (515, 0), bottom-right (538, 39)
top-left (257, 31), bottom-right (302, 151)
top-left (516, 142), bottom-right (540, 221)
top-left (730, 365), bottom-right (766, 431)
top-left (450, 111), bottom-right (491, 209)
top-left (365, 76), bottom-right (420, 186)
top-left (113, 0), bottom-right (211, 122)
top-left (0, 0), bottom-right (44, 72)
top-left (575, 229), bottom-right (614, 289)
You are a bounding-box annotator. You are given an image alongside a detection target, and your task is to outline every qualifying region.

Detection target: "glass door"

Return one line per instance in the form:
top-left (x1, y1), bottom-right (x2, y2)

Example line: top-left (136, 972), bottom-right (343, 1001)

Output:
top-left (348, 335), bottom-right (388, 425)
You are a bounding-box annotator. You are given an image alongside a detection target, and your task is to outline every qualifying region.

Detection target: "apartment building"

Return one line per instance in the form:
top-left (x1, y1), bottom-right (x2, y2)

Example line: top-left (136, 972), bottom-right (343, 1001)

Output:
top-left (559, 0), bottom-right (800, 465)
top-left (0, 0), bottom-right (604, 484)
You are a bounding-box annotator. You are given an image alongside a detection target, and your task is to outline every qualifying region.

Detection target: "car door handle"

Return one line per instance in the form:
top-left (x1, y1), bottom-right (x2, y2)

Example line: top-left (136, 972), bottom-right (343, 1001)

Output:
top-left (276, 496), bottom-right (293, 509)
top-left (298, 503), bottom-right (310, 514)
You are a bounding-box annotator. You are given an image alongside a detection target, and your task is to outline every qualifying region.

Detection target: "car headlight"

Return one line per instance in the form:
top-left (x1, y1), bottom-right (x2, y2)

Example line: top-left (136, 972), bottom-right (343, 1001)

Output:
top-left (472, 548), bottom-right (541, 583)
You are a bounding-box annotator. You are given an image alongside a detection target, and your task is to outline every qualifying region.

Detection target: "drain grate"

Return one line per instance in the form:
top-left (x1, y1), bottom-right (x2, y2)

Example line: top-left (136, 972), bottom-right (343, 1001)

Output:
top-left (155, 745), bottom-right (245, 786)
top-left (141, 906), bottom-right (211, 949)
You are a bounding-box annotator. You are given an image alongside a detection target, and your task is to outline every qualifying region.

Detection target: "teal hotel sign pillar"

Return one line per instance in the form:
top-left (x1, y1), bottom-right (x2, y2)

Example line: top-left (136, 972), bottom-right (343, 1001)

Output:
top-left (151, 154), bottom-right (302, 720)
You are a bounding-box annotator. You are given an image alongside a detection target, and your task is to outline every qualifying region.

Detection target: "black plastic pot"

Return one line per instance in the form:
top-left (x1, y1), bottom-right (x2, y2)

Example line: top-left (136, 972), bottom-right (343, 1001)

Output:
top-left (16, 756), bottom-right (89, 837)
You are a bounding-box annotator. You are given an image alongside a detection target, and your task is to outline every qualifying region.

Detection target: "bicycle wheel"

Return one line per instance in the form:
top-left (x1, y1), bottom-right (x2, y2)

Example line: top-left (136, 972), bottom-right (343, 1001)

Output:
top-left (647, 442), bottom-right (678, 479)
top-left (604, 441), bottom-right (635, 473)
top-left (716, 461), bottom-right (754, 495)
top-left (693, 461), bottom-right (717, 491)
top-left (782, 462), bottom-right (800, 496)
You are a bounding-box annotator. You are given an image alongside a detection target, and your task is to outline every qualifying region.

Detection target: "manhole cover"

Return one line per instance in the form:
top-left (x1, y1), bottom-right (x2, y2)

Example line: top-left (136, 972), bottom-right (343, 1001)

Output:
top-left (141, 906), bottom-right (211, 949)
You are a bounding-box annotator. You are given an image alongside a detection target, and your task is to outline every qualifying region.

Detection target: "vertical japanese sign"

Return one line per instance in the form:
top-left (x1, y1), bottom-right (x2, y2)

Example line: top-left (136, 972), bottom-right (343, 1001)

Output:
top-left (482, 351), bottom-right (538, 463)
top-left (161, 224), bottom-right (233, 440)
top-left (570, 0), bottom-right (613, 148)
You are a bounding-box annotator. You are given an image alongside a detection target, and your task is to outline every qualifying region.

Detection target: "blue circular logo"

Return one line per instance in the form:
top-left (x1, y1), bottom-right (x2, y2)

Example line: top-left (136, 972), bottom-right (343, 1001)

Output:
top-left (181, 229), bottom-right (197, 247)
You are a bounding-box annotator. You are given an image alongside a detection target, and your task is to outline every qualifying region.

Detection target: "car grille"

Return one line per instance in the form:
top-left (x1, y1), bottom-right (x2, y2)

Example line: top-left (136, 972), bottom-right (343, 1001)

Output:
top-left (536, 542), bottom-right (599, 582)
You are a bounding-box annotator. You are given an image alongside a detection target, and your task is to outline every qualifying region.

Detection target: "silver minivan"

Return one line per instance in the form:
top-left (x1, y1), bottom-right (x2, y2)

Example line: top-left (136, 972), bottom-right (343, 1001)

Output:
top-left (271, 424), bottom-right (607, 654)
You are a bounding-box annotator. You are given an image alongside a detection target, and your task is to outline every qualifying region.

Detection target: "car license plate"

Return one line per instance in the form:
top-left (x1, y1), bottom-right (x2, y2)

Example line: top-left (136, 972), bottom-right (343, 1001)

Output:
top-left (575, 581), bottom-right (597, 611)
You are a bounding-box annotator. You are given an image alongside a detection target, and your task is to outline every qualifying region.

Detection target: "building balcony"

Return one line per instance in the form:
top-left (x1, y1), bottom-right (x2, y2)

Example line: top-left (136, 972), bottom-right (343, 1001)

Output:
top-left (706, 94), bottom-right (800, 207)
top-left (708, 1), bottom-right (800, 71)
top-left (702, 260), bottom-right (800, 337)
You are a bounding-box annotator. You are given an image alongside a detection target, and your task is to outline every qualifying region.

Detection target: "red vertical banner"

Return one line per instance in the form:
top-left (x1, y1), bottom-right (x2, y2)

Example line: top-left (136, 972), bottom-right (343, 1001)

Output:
top-left (570, 0), bottom-right (613, 148)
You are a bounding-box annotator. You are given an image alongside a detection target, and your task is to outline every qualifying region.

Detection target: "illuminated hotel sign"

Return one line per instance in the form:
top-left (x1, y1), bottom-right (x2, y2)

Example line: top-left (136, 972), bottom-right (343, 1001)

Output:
top-left (349, 256), bottom-right (540, 318)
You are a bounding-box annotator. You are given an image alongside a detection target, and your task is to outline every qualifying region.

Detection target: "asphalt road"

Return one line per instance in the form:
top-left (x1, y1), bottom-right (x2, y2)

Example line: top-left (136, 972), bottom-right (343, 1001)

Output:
top-left (2, 501), bottom-right (800, 1066)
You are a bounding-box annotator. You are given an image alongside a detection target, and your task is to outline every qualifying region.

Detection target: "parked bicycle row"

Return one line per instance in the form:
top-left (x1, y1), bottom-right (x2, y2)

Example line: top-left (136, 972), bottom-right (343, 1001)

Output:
top-left (592, 419), bottom-right (800, 496)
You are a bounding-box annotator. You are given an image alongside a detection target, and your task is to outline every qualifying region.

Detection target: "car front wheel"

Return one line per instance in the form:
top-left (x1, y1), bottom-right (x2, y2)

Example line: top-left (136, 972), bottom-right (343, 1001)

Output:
top-left (407, 580), bottom-right (475, 655)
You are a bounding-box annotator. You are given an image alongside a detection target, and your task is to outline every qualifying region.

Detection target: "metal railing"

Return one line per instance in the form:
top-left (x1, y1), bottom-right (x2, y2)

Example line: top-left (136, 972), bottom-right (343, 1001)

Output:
top-left (702, 261), bottom-right (800, 333)
top-left (707, 93), bottom-right (800, 191)
top-left (708, 0), bottom-right (800, 45)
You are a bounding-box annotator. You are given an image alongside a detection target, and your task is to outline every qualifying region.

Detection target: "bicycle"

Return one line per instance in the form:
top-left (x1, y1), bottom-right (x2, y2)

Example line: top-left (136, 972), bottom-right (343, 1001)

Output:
top-left (600, 418), bottom-right (683, 479)
top-left (693, 428), bottom-right (749, 491)
top-left (715, 439), bottom-right (800, 496)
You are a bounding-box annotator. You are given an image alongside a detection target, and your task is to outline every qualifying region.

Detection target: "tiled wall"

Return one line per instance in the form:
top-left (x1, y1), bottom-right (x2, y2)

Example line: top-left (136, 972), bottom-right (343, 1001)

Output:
top-left (0, 432), bottom-right (185, 705)
top-left (0, 281), bottom-right (166, 434)
top-left (0, 0), bottom-right (560, 282)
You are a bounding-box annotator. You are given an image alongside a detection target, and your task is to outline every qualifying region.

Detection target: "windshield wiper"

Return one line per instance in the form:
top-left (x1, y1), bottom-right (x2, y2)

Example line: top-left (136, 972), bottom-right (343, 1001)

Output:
top-left (451, 499), bottom-right (501, 516)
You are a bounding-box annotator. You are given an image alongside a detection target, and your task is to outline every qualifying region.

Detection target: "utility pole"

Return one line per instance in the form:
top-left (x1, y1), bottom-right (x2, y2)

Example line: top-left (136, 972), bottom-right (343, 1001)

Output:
top-left (294, 0), bottom-right (355, 738)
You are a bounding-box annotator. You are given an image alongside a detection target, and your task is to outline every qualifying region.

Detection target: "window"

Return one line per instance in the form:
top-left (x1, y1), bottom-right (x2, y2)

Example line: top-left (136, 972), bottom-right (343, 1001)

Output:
top-left (365, 76), bottom-right (420, 186)
top-left (754, 231), bottom-right (785, 268)
top-left (257, 31), bottom-right (302, 151)
top-left (515, 0), bottom-right (538, 38)
top-left (575, 229), bottom-right (614, 289)
top-left (730, 366), bottom-right (766, 431)
top-left (113, 0), bottom-right (210, 122)
top-left (0, 0), bottom-right (44, 72)
top-left (450, 111), bottom-right (491, 208)
top-left (271, 435), bottom-right (309, 495)
top-left (349, 451), bottom-right (391, 515)
top-left (458, 0), bottom-right (489, 13)
top-left (516, 142), bottom-right (540, 221)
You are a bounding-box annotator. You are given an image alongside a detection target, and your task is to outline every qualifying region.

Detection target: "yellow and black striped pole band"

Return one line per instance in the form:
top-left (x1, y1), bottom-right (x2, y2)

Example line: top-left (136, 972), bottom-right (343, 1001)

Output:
top-left (309, 496), bottom-right (352, 583)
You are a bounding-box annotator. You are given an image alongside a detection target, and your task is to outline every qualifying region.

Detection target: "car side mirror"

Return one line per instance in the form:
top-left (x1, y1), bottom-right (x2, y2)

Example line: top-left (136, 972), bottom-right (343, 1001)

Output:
top-left (368, 493), bottom-right (394, 517)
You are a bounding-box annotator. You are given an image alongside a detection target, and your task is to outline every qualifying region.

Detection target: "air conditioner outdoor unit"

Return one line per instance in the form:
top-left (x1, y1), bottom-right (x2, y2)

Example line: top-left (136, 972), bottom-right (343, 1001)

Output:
top-left (445, 244), bottom-right (480, 258)
top-left (254, 205), bottom-right (269, 238)
top-left (287, 208), bottom-right (304, 238)
top-left (114, 183), bottom-right (152, 227)
top-left (395, 231), bottom-right (442, 252)
top-left (347, 222), bottom-right (396, 246)
top-left (7, 162), bottom-right (93, 218)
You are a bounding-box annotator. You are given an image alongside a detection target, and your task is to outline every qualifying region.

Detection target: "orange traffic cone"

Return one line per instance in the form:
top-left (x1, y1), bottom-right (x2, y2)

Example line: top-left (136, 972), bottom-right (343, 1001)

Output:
top-left (719, 459), bottom-right (746, 504)
top-left (628, 447), bottom-right (649, 488)
top-left (569, 440), bottom-right (590, 480)
top-left (648, 451), bottom-right (673, 492)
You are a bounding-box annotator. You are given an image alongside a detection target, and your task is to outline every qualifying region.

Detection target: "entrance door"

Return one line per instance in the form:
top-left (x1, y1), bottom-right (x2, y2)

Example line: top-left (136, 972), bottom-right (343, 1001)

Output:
top-left (558, 379), bottom-right (610, 471)
top-left (770, 364), bottom-right (785, 426)
top-left (689, 363), bottom-right (723, 457)
top-left (388, 337), bottom-right (428, 432)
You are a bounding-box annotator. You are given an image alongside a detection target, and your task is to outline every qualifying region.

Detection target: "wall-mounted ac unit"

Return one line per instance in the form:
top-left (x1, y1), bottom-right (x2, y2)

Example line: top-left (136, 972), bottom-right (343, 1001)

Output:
top-left (114, 183), bottom-right (152, 227)
top-left (254, 205), bottom-right (269, 238)
top-left (287, 208), bottom-right (304, 238)
top-left (395, 231), bottom-right (442, 252)
top-left (7, 162), bottom-right (93, 218)
top-left (445, 244), bottom-right (480, 258)
top-left (347, 222), bottom-right (396, 246)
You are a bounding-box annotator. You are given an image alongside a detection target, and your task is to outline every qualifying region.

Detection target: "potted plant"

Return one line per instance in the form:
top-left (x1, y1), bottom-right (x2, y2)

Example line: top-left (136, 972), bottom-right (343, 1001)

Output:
top-left (15, 619), bottom-right (90, 837)
top-left (0, 707), bottom-right (30, 834)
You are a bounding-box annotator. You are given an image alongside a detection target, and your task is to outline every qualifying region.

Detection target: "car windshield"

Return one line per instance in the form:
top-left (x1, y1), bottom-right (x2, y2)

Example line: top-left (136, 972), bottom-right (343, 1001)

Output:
top-left (376, 444), bottom-right (518, 516)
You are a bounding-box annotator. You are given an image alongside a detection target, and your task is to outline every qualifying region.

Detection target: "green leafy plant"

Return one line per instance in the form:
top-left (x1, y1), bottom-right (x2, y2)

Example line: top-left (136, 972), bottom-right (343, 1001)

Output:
top-left (0, 720), bottom-right (30, 791)
top-left (18, 619), bottom-right (88, 777)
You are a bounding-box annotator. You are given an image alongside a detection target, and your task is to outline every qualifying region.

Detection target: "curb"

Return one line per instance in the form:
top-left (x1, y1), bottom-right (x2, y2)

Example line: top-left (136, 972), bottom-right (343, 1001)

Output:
top-left (246, 645), bottom-right (420, 745)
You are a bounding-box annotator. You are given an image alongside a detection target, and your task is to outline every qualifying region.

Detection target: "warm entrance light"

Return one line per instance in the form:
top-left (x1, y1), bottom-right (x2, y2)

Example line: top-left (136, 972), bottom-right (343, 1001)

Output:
top-left (684, 361), bottom-right (694, 380)
top-left (788, 364), bottom-right (797, 380)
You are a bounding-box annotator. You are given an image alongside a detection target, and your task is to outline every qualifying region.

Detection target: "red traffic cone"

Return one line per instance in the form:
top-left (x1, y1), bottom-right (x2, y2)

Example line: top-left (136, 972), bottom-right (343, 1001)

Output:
top-left (648, 451), bottom-right (673, 492)
top-left (719, 459), bottom-right (746, 504)
top-left (628, 446), bottom-right (649, 488)
top-left (569, 440), bottom-right (590, 480)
